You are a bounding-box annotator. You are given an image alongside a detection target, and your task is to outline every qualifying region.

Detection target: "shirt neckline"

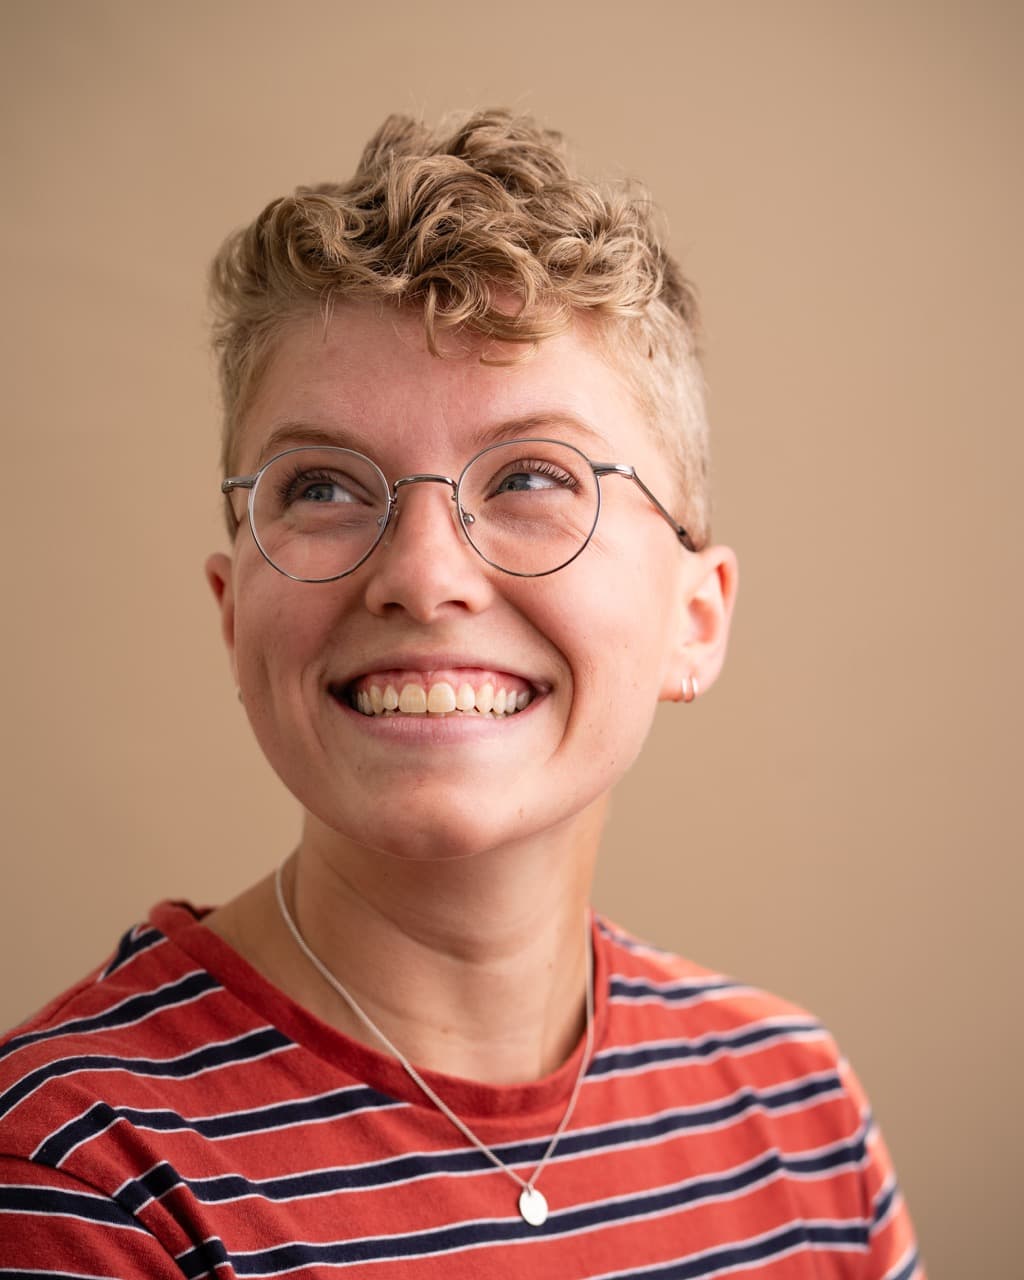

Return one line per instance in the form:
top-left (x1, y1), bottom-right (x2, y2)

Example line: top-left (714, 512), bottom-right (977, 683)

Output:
top-left (150, 899), bottom-right (611, 1127)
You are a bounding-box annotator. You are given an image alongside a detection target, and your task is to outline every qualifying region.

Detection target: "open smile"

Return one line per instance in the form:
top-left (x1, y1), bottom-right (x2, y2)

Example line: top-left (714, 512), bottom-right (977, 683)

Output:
top-left (331, 667), bottom-right (544, 719)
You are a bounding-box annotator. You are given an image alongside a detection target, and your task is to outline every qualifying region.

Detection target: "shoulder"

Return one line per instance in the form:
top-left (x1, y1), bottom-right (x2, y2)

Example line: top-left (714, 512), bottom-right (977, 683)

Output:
top-left (594, 915), bottom-right (876, 1184)
top-left (594, 914), bottom-right (849, 1093)
top-left (597, 913), bottom-right (822, 1024)
top-left (593, 918), bottom-right (925, 1276)
top-left (0, 904), bottom-right (282, 1169)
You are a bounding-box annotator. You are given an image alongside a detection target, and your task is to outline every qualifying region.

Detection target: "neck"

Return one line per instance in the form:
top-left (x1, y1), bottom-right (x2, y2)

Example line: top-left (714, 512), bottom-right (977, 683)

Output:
top-left (207, 801), bottom-right (604, 1084)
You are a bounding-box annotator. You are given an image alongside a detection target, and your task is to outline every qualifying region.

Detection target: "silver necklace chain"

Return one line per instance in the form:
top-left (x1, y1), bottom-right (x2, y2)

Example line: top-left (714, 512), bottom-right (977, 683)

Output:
top-left (273, 862), bottom-right (594, 1227)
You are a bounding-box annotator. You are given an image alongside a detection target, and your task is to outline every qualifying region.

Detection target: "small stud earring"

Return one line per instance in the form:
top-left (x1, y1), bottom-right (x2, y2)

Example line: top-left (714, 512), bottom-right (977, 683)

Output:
top-left (681, 674), bottom-right (700, 704)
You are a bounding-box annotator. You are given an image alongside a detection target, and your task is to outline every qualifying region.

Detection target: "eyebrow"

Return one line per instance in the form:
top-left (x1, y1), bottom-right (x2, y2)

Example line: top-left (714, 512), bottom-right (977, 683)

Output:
top-left (248, 413), bottom-right (613, 472)
top-left (468, 413), bottom-right (611, 455)
top-left (253, 422), bottom-right (364, 468)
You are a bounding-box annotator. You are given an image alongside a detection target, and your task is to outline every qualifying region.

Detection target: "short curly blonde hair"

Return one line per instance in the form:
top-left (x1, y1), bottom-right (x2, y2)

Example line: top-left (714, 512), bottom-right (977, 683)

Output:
top-left (210, 109), bottom-right (712, 546)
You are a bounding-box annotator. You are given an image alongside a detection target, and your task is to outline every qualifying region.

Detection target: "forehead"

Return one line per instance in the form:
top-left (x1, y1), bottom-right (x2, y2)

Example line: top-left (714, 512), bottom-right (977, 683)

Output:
top-left (237, 304), bottom-right (661, 473)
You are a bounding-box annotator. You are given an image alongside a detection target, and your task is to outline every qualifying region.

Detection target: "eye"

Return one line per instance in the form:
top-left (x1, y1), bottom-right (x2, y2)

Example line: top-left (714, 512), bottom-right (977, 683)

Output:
top-left (490, 460), bottom-right (578, 496)
top-left (280, 468), bottom-right (373, 506)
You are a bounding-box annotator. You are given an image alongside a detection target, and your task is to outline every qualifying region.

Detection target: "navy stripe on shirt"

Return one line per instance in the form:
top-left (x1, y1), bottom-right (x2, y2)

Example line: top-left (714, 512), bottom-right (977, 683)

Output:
top-left (98, 925), bottom-right (166, 980)
top-left (0, 973), bottom-right (221, 1064)
top-left (173, 1164), bottom-right (872, 1277)
top-left (117, 1072), bottom-right (863, 1215)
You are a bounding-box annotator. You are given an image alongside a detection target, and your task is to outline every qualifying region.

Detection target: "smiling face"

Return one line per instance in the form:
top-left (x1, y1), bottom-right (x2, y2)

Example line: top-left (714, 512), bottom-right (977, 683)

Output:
top-left (207, 304), bottom-right (736, 862)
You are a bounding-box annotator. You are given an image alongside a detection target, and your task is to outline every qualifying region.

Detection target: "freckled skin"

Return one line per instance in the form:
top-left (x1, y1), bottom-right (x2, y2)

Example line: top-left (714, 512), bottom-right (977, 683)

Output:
top-left (202, 303), bottom-right (738, 1085)
top-left (208, 304), bottom-right (735, 864)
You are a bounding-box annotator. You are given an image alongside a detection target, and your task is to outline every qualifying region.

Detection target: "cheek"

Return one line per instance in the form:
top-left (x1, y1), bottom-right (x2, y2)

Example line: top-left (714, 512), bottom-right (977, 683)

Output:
top-left (537, 557), bottom-right (674, 748)
top-left (232, 570), bottom-right (335, 691)
top-left (557, 549), bottom-right (677, 683)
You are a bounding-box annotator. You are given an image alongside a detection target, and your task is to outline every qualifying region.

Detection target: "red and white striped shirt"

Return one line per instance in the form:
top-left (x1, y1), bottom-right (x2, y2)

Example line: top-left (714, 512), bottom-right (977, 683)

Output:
top-left (0, 903), bottom-right (924, 1278)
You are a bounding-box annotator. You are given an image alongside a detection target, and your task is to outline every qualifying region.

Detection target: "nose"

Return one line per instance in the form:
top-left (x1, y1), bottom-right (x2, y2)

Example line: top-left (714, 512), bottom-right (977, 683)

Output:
top-left (361, 477), bottom-right (495, 622)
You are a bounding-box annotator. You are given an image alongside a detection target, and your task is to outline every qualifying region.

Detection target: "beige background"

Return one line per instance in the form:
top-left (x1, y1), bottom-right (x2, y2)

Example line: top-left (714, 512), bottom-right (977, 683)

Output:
top-left (2, 1), bottom-right (1020, 1273)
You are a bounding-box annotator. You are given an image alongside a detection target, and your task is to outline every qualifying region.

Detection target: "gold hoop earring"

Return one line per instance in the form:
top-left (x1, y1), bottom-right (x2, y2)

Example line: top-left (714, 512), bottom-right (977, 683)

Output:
top-left (681, 674), bottom-right (700, 704)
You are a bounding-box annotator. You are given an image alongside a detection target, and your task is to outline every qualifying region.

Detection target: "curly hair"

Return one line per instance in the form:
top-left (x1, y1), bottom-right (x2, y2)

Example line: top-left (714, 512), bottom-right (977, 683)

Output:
top-left (210, 109), bottom-right (711, 545)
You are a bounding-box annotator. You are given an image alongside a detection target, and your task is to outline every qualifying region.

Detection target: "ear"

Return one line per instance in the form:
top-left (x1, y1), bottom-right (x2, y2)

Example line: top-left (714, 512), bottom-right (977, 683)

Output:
top-left (659, 545), bottom-right (739, 703)
top-left (205, 552), bottom-right (239, 686)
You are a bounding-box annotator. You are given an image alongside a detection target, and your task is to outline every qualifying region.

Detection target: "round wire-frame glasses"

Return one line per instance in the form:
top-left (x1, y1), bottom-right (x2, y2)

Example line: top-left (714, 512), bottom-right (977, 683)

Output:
top-left (221, 437), bottom-right (696, 582)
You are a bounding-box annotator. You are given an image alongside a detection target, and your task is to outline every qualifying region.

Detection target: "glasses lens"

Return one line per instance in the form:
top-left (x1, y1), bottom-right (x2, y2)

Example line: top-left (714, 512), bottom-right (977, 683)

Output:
top-left (250, 448), bottom-right (389, 581)
top-left (458, 440), bottom-right (600, 576)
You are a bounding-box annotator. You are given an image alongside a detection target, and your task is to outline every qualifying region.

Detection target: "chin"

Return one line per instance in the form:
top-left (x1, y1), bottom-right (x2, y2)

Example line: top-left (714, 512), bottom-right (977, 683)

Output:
top-left (305, 794), bottom-right (535, 864)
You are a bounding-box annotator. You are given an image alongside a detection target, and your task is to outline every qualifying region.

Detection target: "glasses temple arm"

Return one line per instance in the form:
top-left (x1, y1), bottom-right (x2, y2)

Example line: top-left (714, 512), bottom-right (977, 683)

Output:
top-left (592, 464), bottom-right (697, 553)
top-left (220, 476), bottom-right (257, 536)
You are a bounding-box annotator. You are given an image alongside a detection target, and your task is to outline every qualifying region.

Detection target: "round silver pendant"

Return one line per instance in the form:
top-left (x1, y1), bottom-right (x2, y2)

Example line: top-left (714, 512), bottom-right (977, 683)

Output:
top-left (518, 1185), bottom-right (549, 1226)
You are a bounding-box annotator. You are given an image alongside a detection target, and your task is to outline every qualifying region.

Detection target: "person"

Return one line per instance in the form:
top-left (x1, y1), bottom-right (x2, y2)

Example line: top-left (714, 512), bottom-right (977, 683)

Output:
top-left (0, 110), bottom-right (924, 1278)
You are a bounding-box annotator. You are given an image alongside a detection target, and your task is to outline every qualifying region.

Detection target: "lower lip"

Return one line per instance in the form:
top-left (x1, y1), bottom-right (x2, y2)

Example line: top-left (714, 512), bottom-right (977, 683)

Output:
top-left (329, 691), bottom-right (544, 742)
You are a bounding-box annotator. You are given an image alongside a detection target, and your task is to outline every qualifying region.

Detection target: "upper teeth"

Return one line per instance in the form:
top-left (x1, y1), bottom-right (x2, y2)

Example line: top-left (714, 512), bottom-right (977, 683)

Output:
top-left (354, 680), bottom-right (532, 717)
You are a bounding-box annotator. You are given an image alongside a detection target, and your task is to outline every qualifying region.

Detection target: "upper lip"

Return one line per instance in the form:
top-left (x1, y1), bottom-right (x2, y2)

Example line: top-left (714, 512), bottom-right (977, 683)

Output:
top-left (330, 652), bottom-right (552, 692)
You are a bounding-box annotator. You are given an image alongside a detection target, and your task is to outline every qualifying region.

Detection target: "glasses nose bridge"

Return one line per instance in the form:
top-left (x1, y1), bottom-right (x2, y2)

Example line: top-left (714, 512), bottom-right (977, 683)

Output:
top-left (391, 472), bottom-right (459, 500)
top-left (384, 472), bottom-right (469, 543)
